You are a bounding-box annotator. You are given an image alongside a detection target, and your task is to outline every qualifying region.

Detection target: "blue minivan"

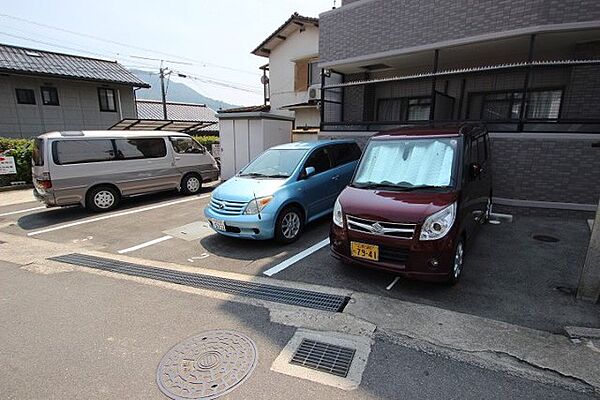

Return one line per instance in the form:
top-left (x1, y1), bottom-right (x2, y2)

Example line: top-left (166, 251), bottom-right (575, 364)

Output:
top-left (204, 140), bottom-right (361, 243)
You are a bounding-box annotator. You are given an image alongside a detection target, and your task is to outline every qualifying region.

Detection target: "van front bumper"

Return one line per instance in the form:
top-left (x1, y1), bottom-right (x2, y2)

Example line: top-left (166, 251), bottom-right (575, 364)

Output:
top-left (204, 207), bottom-right (275, 240)
top-left (329, 223), bottom-right (457, 282)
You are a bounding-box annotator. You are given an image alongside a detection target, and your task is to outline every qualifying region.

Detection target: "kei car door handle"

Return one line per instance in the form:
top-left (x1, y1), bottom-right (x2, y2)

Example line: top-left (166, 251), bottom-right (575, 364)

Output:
top-left (174, 156), bottom-right (181, 160)
top-left (331, 175), bottom-right (340, 180)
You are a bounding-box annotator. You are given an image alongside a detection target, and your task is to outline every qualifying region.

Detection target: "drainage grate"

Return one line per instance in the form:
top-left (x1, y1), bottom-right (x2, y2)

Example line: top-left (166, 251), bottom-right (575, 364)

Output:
top-left (49, 253), bottom-right (350, 312)
top-left (290, 339), bottom-right (356, 378)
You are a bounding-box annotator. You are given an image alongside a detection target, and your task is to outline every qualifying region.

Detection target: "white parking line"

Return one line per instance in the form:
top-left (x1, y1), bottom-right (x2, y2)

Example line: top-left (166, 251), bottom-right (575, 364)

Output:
top-left (0, 206), bottom-right (45, 217)
top-left (263, 238), bottom-right (330, 277)
top-left (27, 194), bottom-right (210, 236)
top-left (117, 235), bottom-right (173, 254)
top-left (386, 276), bottom-right (401, 291)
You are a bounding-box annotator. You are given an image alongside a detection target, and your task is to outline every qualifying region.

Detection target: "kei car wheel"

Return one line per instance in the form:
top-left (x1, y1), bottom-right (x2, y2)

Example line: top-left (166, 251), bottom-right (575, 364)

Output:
top-left (448, 239), bottom-right (465, 285)
top-left (275, 206), bottom-right (304, 244)
top-left (86, 185), bottom-right (120, 212)
top-left (181, 174), bottom-right (202, 195)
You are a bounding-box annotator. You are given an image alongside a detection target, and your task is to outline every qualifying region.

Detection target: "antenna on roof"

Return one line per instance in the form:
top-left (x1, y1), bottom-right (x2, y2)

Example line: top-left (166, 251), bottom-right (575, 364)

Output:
top-left (332, 0), bottom-right (337, 9)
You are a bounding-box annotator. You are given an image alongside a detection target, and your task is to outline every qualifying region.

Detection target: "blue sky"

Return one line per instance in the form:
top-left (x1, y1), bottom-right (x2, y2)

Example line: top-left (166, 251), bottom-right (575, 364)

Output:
top-left (0, 0), bottom-right (333, 105)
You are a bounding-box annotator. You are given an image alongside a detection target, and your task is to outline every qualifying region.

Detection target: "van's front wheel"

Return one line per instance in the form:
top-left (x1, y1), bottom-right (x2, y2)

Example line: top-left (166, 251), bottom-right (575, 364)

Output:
top-left (181, 174), bottom-right (202, 195)
top-left (86, 185), bottom-right (120, 212)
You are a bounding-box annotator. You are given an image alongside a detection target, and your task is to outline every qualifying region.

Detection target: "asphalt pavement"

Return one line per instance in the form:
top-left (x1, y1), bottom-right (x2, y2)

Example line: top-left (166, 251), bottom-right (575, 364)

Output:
top-left (1, 259), bottom-right (595, 400)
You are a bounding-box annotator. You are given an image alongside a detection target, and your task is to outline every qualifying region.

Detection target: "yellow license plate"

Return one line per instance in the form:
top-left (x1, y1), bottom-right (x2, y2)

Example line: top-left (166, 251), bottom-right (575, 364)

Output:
top-left (351, 241), bottom-right (379, 261)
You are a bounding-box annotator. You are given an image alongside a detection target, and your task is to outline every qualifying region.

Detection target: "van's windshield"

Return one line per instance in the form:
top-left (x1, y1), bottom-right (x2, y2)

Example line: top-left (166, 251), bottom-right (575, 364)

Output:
top-left (352, 137), bottom-right (459, 191)
top-left (238, 149), bottom-right (307, 179)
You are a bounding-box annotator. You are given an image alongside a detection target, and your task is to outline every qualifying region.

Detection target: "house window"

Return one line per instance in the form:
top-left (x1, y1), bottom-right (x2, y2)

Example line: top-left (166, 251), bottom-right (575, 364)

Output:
top-left (468, 89), bottom-right (562, 120)
top-left (15, 88), bottom-right (36, 105)
top-left (98, 88), bottom-right (116, 112)
top-left (377, 96), bottom-right (432, 122)
top-left (41, 87), bottom-right (59, 106)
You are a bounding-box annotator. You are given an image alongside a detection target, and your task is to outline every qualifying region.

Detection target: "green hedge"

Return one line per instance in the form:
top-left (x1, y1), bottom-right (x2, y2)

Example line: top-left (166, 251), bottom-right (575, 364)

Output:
top-left (0, 138), bottom-right (33, 186)
top-left (192, 135), bottom-right (219, 149)
top-left (0, 135), bottom-right (220, 187)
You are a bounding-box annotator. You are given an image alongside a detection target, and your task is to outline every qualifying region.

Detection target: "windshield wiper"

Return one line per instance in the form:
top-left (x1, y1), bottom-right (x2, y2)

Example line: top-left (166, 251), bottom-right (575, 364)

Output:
top-left (263, 174), bottom-right (289, 178)
top-left (238, 172), bottom-right (268, 178)
top-left (352, 181), bottom-right (448, 191)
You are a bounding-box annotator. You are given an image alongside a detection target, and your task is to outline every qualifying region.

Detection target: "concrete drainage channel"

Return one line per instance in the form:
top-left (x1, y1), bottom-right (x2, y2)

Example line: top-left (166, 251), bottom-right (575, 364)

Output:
top-left (48, 253), bottom-right (372, 397)
top-left (48, 253), bottom-right (350, 312)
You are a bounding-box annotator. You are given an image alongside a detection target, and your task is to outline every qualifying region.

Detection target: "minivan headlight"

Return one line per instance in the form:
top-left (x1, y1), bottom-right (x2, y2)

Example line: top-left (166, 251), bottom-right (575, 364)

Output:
top-left (333, 197), bottom-right (343, 227)
top-left (419, 202), bottom-right (457, 241)
top-left (244, 196), bottom-right (273, 215)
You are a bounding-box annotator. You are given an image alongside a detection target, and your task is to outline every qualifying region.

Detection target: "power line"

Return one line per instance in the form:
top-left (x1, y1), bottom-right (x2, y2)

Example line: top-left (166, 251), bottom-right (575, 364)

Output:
top-left (0, 29), bottom-right (262, 95)
top-left (0, 12), bottom-right (258, 75)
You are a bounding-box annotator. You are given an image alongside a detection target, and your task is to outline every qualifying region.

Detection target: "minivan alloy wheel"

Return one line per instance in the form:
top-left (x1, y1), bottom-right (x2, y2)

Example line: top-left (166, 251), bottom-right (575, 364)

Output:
top-left (94, 190), bottom-right (115, 209)
top-left (453, 241), bottom-right (464, 280)
top-left (281, 211), bottom-right (301, 239)
top-left (186, 176), bottom-right (201, 193)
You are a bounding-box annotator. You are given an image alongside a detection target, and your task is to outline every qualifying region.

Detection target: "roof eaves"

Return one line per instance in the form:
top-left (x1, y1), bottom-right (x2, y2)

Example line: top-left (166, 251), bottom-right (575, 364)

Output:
top-left (0, 68), bottom-right (150, 88)
top-left (251, 12), bottom-right (318, 57)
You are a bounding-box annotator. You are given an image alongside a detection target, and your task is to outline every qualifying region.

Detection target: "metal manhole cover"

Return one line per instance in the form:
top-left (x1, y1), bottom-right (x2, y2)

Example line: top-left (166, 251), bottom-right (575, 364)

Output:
top-left (157, 330), bottom-right (258, 400)
top-left (532, 234), bottom-right (560, 243)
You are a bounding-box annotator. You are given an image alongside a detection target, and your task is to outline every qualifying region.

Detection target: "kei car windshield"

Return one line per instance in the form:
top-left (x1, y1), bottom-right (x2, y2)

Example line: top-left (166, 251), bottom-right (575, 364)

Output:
top-left (352, 137), bottom-right (459, 190)
top-left (239, 149), bottom-right (307, 178)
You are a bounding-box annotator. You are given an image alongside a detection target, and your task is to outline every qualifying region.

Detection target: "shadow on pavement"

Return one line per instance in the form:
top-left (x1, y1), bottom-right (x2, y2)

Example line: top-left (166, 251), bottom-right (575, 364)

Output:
top-left (199, 216), bottom-right (331, 263)
top-left (16, 188), bottom-right (213, 231)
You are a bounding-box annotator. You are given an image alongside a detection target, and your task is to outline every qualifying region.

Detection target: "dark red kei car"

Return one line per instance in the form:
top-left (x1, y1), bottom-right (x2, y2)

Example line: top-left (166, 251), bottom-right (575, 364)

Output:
top-left (330, 124), bottom-right (492, 284)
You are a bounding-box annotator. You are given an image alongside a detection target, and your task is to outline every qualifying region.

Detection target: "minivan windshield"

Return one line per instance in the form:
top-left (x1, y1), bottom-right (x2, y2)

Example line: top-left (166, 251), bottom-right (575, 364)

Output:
top-left (352, 137), bottom-right (458, 190)
top-left (238, 149), bottom-right (307, 178)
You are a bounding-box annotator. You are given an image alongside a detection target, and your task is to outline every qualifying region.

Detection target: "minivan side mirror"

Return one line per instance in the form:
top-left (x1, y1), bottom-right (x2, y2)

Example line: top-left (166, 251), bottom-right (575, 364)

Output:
top-left (302, 166), bottom-right (316, 179)
top-left (469, 162), bottom-right (482, 178)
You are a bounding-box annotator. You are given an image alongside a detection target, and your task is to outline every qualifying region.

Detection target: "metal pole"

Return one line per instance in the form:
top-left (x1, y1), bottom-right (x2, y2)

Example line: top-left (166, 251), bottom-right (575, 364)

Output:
top-left (518, 34), bottom-right (536, 132)
top-left (577, 199), bottom-right (600, 303)
top-left (429, 49), bottom-right (439, 122)
top-left (160, 67), bottom-right (168, 120)
top-left (319, 68), bottom-right (325, 132)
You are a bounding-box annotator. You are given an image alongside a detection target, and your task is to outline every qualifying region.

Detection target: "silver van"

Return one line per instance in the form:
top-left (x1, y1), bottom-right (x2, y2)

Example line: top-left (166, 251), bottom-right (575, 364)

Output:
top-left (32, 130), bottom-right (219, 212)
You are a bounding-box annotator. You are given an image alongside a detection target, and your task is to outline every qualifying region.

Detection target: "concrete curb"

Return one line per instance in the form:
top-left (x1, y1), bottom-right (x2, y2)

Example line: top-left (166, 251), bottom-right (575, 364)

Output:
top-left (0, 184), bottom-right (33, 192)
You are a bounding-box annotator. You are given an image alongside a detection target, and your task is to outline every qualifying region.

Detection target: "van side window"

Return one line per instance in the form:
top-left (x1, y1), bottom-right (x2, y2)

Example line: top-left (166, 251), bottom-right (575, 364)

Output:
top-left (53, 140), bottom-right (115, 165)
top-left (329, 143), bottom-right (362, 167)
top-left (115, 138), bottom-right (166, 160)
top-left (304, 147), bottom-right (332, 175)
top-left (171, 137), bottom-right (204, 154)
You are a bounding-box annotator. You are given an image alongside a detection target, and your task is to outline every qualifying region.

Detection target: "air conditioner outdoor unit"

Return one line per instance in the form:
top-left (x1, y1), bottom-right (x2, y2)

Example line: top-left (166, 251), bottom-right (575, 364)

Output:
top-left (308, 84), bottom-right (321, 101)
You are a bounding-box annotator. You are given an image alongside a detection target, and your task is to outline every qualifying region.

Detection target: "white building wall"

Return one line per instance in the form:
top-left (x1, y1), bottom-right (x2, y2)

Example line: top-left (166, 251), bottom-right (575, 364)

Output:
top-left (268, 25), bottom-right (319, 116)
top-left (0, 75), bottom-right (137, 138)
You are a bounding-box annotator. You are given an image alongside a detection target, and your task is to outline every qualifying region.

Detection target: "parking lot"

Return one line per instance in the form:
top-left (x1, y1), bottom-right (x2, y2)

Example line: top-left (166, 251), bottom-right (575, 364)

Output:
top-left (1, 185), bottom-right (597, 333)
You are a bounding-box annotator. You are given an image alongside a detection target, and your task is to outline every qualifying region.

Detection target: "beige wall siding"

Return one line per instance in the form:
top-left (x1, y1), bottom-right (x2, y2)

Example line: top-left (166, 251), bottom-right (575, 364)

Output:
top-left (0, 75), bottom-right (137, 138)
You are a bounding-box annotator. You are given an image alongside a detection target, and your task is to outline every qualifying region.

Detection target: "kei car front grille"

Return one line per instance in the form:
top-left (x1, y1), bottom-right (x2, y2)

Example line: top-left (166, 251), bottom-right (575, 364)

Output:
top-left (346, 215), bottom-right (416, 239)
top-left (209, 197), bottom-right (247, 215)
top-left (379, 246), bottom-right (409, 264)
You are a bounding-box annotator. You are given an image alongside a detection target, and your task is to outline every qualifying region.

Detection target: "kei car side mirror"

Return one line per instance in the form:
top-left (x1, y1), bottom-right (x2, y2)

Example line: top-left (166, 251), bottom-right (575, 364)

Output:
top-left (302, 166), bottom-right (316, 179)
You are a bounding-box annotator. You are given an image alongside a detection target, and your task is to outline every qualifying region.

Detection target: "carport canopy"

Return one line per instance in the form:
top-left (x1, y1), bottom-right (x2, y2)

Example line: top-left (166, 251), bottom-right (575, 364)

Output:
top-left (110, 118), bottom-right (217, 134)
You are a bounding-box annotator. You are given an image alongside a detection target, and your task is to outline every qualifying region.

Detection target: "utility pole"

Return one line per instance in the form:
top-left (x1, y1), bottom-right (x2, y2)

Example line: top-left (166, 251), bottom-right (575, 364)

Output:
top-left (159, 64), bottom-right (170, 120)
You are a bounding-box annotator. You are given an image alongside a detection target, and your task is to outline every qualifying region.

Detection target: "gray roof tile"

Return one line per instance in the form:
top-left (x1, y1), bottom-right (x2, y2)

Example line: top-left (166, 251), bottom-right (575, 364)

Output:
top-left (0, 43), bottom-right (149, 87)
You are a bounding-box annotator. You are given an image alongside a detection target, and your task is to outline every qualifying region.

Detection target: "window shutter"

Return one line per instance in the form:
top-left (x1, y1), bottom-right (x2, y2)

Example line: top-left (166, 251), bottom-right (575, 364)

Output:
top-left (295, 60), bottom-right (309, 92)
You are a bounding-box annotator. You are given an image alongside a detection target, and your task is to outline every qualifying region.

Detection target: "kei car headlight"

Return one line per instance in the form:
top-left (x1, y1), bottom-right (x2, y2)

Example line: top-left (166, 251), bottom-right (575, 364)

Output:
top-left (419, 202), bottom-right (457, 241)
top-left (333, 197), bottom-right (344, 227)
top-left (244, 196), bottom-right (273, 215)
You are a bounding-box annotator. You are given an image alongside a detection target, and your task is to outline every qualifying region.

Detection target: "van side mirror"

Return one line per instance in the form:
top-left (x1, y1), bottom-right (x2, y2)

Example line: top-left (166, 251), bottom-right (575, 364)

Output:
top-left (469, 162), bottom-right (482, 178)
top-left (302, 166), bottom-right (316, 179)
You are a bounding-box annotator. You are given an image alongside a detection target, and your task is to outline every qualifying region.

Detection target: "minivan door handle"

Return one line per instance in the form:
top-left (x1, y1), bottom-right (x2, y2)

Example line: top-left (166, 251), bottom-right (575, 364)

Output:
top-left (174, 156), bottom-right (181, 160)
top-left (331, 175), bottom-right (340, 180)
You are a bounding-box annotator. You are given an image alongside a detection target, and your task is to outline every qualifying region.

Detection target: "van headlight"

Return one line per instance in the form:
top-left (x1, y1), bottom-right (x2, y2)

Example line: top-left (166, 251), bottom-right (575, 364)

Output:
top-left (333, 197), bottom-right (344, 227)
top-left (244, 196), bottom-right (273, 215)
top-left (419, 202), bottom-right (456, 241)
